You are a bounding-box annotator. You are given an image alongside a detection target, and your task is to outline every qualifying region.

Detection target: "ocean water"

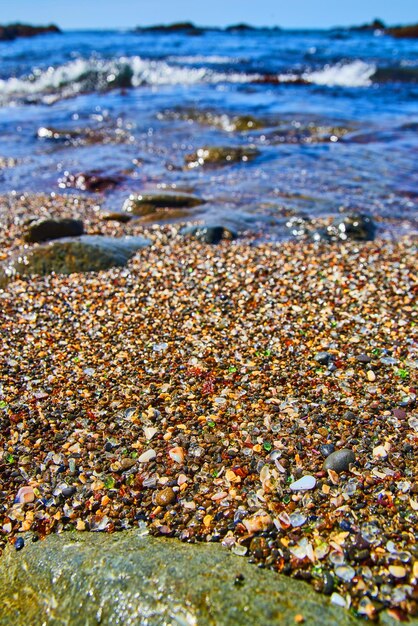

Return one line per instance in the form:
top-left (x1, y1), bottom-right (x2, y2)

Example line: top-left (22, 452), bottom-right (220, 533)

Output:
top-left (0, 27), bottom-right (417, 238)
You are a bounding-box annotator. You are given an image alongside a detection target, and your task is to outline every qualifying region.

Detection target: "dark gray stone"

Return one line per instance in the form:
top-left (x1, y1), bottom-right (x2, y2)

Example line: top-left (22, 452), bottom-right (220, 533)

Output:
top-left (320, 444), bottom-right (335, 458)
top-left (323, 449), bottom-right (355, 473)
top-left (181, 224), bottom-right (238, 244)
top-left (328, 213), bottom-right (376, 242)
top-left (23, 218), bottom-right (84, 243)
top-left (314, 352), bottom-right (333, 365)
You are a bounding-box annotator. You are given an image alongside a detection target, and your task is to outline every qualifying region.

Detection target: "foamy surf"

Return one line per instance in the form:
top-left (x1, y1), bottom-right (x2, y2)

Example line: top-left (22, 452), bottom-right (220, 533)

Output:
top-left (0, 56), bottom-right (256, 104)
top-left (303, 60), bottom-right (376, 87)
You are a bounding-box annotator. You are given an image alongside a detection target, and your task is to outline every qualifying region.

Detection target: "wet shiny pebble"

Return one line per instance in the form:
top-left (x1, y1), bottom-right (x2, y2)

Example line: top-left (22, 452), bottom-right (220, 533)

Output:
top-left (14, 537), bottom-right (25, 551)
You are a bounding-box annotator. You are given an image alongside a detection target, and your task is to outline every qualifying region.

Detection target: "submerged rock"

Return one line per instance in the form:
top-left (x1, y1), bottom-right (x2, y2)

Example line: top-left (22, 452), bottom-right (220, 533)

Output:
top-left (23, 218), bottom-right (84, 243)
top-left (0, 530), bottom-right (364, 625)
top-left (164, 110), bottom-right (266, 132)
top-left (185, 146), bottom-right (259, 168)
top-left (123, 192), bottom-right (205, 216)
top-left (58, 171), bottom-right (124, 193)
top-left (180, 225), bottom-right (238, 244)
top-left (312, 213), bottom-right (376, 243)
top-left (100, 211), bottom-right (133, 223)
top-left (0, 235), bottom-right (150, 285)
top-left (329, 213), bottom-right (376, 241)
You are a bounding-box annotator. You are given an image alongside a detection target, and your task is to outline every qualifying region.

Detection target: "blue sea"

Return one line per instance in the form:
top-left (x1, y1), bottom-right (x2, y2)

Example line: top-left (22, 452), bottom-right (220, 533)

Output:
top-left (0, 27), bottom-right (417, 238)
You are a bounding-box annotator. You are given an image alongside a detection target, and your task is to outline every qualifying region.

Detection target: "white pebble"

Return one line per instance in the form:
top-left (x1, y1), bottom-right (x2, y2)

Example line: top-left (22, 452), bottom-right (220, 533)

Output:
top-left (289, 475), bottom-right (316, 491)
top-left (138, 449), bottom-right (156, 463)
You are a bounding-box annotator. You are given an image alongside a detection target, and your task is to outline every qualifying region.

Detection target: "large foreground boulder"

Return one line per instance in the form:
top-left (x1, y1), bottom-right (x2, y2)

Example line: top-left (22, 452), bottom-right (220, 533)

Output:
top-left (0, 530), bottom-right (366, 625)
top-left (0, 235), bottom-right (150, 286)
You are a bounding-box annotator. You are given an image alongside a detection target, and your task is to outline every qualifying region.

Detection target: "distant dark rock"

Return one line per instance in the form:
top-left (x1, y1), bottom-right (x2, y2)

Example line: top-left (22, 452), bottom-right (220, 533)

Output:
top-left (0, 23), bottom-right (61, 41)
top-left (23, 218), bottom-right (84, 243)
top-left (349, 19), bottom-right (386, 32)
top-left (0, 236), bottom-right (150, 285)
top-left (386, 24), bottom-right (418, 39)
top-left (136, 22), bottom-right (203, 35)
top-left (225, 23), bottom-right (256, 33)
top-left (372, 66), bottom-right (418, 84)
top-left (185, 146), bottom-right (259, 168)
top-left (180, 225), bottom-right (238, 244)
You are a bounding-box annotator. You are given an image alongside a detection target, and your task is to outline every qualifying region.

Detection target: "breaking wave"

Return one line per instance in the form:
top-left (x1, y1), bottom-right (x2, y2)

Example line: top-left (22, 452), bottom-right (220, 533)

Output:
top-left (0, 56), bottom-right (415, 104)
top-left (302, 60), bottom-right (376, 87)
top-left (0, 56), bottom-right (255, 104)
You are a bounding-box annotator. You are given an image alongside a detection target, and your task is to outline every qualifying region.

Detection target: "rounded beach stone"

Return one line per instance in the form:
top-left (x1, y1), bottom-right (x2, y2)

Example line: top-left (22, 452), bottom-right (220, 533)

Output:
top-left (323, 449), bottom-right (355, 473)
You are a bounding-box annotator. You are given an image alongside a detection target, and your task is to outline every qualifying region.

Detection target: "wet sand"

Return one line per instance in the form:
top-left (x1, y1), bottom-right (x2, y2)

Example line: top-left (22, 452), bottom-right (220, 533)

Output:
top-left (0, 193), bottom-right (417, 620)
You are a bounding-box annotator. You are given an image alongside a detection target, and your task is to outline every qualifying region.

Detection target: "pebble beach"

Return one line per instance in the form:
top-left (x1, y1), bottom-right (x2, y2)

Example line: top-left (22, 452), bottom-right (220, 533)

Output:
top-left (0, 193), bottom-right (417, 621)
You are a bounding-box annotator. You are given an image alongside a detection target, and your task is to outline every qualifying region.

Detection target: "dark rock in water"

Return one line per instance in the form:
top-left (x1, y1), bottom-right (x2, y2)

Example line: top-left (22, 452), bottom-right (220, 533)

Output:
top-left (320, 444), bottom-right (335, 458)
top-left (37, 125), bottom-right (132, 146)
top-left (136, 22), bottom-right (203, 35)
top-left (180, 225), bottom-right (238, 244)
top-left (100, 212), bottom-right (133, 223)
top-left (349, 19), bottom-right (386, 32)
top-left (316, 213), bottom-right (376, 242)
top-left (323, 449), bottom-right (355, 473)
top-left (158, 109), bottom-right (267, 132)
top-left (314, 352), bottom-right (333, 365)
top-left (372, 66), bottom-right (418, 84)
top-left (123, 192), bottom-right (205, 216)
top-left (0, 530), bottom-right (364, 625)
top-left (185, 146), bottom-right (259, 168)
top-left (0, 23), bottom-right (61, 41)
top-left (58, 171), bottom-right (124, 193)
top-left (37, 127), bottom-right (81, 142)
top-left (225, 23), bottom-right (256, 32)
top-left (23, 218), bottom-right (84, 243)
top-left (387, 23), bottom-right (418, 39)
top-left (0, 235), bottom-right (150, 285)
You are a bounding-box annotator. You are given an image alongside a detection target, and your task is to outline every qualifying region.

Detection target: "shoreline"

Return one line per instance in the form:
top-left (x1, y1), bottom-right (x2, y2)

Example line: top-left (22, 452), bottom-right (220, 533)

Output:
top-left (0, 193), bottom-right (417, 620)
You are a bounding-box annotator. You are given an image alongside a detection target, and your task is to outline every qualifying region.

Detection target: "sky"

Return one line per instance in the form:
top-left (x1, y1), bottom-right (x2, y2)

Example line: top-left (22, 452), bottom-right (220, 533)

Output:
top-left (1, 0), bottom-right (417, 30)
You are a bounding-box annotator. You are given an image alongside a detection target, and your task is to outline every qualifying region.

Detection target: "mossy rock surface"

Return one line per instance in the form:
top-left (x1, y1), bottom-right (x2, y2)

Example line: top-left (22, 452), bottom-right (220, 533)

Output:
top-left (0, 530), bottom-right (370, 626)
top-left (0, 235), bottom-right (150, 286)
top-left (123, 192), bottom-right (205, 216)
top-left (185, 146), bottom-right (259, 168)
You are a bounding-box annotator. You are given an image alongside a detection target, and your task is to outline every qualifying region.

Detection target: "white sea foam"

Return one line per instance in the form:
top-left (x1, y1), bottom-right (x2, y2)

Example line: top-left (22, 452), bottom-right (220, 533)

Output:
top-left (0, 56), bottom-right (255, 103)
top-left (167, 55), bottom-right (237, 64)
top-left (303, 61), bottom-right (376, 87)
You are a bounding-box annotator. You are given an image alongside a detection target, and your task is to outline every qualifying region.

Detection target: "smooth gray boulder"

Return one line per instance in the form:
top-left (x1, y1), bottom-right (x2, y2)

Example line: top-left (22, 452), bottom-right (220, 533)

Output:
top-left (0, 530), bottom-right (366, 626)
top-left (0, 235), bottom-right (150, 286)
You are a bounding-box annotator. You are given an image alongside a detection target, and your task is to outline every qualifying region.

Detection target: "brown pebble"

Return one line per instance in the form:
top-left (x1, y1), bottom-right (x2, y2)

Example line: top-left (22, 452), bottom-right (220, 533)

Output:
top-left (154, 487), bottom-right (176, 507)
